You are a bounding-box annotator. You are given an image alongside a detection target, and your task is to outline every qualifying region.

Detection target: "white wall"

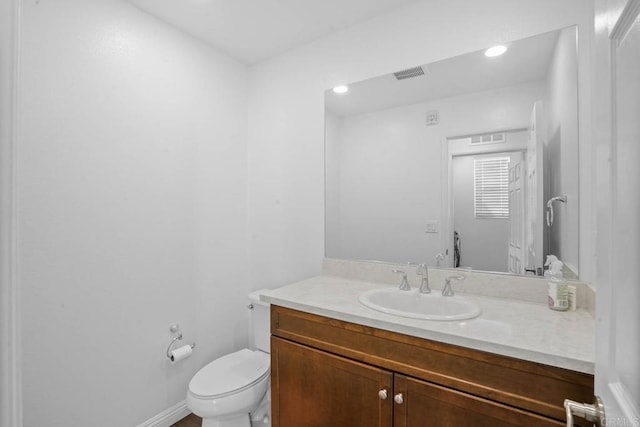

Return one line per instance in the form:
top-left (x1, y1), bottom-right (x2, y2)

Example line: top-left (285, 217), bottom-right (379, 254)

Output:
top-left (247, 0), bottom-right (594, 289)
top-left (19, 1), bottom-right (248, 426)
top-left (325, 81), bottom-right (543, 265)
top-left (545, 27), bottom-right (580, 274)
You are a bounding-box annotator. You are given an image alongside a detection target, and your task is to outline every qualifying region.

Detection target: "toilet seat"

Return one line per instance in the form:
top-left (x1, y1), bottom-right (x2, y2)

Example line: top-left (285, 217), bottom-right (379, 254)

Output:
top-left (189, 349), bottom-right (270, 399)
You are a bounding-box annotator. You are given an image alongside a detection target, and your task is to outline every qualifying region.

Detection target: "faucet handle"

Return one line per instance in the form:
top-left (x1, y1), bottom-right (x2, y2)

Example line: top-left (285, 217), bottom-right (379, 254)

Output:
top-left (442, 275), bottom-right (465, 297)
top-left (392, 269), bottom-right (411, 291)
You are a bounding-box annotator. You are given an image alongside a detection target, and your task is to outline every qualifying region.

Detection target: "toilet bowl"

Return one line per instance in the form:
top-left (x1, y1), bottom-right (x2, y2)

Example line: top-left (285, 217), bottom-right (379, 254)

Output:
top-left (187, 291), bottom-right (271, 427)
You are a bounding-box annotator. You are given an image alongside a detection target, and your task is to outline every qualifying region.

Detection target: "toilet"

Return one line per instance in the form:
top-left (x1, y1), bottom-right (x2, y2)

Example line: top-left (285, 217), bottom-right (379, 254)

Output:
top-left (187, 290), bottom-right (271, 427)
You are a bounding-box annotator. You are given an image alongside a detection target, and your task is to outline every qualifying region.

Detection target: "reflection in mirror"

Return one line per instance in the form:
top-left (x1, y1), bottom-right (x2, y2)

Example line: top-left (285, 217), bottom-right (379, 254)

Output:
top-left (325, 27), bottom-right (579, 279)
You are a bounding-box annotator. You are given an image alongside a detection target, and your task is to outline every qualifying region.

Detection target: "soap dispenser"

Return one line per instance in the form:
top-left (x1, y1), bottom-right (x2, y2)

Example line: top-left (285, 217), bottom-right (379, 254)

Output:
top-left (545, 255), bottom-right (568, 311)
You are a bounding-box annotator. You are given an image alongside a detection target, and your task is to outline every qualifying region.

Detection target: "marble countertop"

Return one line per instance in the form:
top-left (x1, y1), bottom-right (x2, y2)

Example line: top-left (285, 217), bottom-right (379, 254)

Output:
top-left (261, 275), bottom-right (595, 374)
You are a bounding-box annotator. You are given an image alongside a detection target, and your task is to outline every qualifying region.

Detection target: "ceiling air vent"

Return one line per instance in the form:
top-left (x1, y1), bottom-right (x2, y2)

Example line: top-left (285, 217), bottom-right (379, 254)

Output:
top-left (393, 66), bottom-right (425, 80)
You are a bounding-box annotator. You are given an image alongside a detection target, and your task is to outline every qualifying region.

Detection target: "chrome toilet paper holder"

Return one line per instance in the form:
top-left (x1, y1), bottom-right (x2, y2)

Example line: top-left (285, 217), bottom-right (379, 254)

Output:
top-left (166, 323), bottom-right (196, 360)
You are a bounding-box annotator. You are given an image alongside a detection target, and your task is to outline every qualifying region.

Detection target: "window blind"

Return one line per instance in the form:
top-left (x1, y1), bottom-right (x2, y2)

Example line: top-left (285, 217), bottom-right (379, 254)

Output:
top-left (474, 156), bottom-right (510, 219)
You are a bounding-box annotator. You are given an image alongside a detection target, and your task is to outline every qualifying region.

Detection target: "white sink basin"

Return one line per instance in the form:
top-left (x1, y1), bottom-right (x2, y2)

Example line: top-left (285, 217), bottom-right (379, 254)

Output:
top-left (359, 288), bottom-right (481, 321)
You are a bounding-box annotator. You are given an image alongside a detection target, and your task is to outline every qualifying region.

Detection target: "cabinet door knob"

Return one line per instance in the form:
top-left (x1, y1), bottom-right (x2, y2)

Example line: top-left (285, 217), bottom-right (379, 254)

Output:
top-left (394, 393), bottom-right (404, 404)
top-left (378, 389), bottom-right (388, 400)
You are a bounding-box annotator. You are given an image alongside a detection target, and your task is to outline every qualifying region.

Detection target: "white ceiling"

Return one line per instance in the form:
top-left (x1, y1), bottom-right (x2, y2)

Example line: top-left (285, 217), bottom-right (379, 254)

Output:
top-left (127, 0), bottom-right (417, 64)
top-left (325, 29), bottom-right (562, 117)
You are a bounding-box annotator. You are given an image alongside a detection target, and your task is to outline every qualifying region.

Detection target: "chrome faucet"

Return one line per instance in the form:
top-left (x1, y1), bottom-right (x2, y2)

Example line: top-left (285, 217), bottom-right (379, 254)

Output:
top-left (442, 275), bottom-right (465, 297)
top-left (392, 269), bottom-right (411, 291)
top-left (417, 264), bottom-right (431, 294)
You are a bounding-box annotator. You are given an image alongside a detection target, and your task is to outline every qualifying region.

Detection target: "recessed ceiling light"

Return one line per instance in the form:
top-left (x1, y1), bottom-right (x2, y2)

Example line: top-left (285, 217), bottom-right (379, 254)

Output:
top-left (333, 85), bottom-right (349, 94)
top-left (485, 45), bottom-right (507, 57)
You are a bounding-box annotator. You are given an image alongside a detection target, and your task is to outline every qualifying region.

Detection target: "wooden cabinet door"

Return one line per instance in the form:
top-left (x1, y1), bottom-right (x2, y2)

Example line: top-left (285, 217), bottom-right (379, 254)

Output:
top-left (271, 336), bottom-right (393, 427)
top-left (393, 374), bottom-right (564, 427)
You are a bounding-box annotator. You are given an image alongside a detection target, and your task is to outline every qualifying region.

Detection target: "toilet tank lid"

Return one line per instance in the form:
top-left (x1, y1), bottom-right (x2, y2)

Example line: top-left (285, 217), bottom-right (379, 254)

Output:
top-left (189, 349), bottom-right (269, 398)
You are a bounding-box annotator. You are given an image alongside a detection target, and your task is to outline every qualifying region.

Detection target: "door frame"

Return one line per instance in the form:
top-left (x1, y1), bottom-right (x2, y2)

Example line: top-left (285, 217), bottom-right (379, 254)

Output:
top-left (441, 128), bottom-right (527, 270)
top-left (449, 150), bottom-right (524, 272)
top-left (593, 0), bottom-right (640, 424)
top-left (0, 0), bottom-right (22, 426)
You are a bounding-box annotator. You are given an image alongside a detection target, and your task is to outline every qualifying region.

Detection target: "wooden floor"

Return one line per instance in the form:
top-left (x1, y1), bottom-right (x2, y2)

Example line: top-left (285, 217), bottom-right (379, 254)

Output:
top-left (171, 413), bottom-right (202, 427)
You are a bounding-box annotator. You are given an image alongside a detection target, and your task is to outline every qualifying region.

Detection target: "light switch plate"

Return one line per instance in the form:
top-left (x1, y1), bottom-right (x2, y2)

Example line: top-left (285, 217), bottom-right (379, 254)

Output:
top-left (426, 110), bottom-right (439, 126)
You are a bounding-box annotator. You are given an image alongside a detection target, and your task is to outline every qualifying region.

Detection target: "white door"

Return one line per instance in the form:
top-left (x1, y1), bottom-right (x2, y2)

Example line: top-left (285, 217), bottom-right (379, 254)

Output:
top-left (589, 0), bottom-right (640, 425)
top-left (525, 101), bottom-right (544, 273)
top-left (508, 153), bottom-right (524, 275)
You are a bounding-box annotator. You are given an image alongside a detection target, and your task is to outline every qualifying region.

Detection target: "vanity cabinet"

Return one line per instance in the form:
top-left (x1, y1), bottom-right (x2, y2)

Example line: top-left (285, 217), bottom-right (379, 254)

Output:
top-left (270, 305), bottom-right (594, 427)
top-left (271, 337), bottom-right (392, 426)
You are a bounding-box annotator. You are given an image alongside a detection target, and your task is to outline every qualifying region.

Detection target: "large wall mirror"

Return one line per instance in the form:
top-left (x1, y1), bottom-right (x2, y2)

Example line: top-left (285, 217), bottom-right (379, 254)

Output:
top-left (325, 26), bottom-right (579, 279)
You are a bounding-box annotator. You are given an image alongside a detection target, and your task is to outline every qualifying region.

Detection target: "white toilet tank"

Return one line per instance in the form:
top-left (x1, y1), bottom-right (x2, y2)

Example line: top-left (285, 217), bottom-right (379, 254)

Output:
top-left (248, 290), bottom-right (270, 353)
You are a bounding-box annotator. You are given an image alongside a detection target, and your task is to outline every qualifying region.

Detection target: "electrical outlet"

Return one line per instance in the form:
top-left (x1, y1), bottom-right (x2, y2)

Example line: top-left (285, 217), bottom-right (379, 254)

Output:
top-left (425, 220), bottom-right (439, 233)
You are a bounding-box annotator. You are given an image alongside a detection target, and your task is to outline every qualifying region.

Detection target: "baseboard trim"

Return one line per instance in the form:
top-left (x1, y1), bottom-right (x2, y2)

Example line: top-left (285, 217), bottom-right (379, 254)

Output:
top-left (136, 400), bottom-right (191, 427)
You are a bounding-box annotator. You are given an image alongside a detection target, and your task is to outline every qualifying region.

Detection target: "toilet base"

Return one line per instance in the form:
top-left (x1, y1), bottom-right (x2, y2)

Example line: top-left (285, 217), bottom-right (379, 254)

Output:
top-left (202, 413), bottom-right (250, 427)
top-left (250, 386), bottom-right (271, 427)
